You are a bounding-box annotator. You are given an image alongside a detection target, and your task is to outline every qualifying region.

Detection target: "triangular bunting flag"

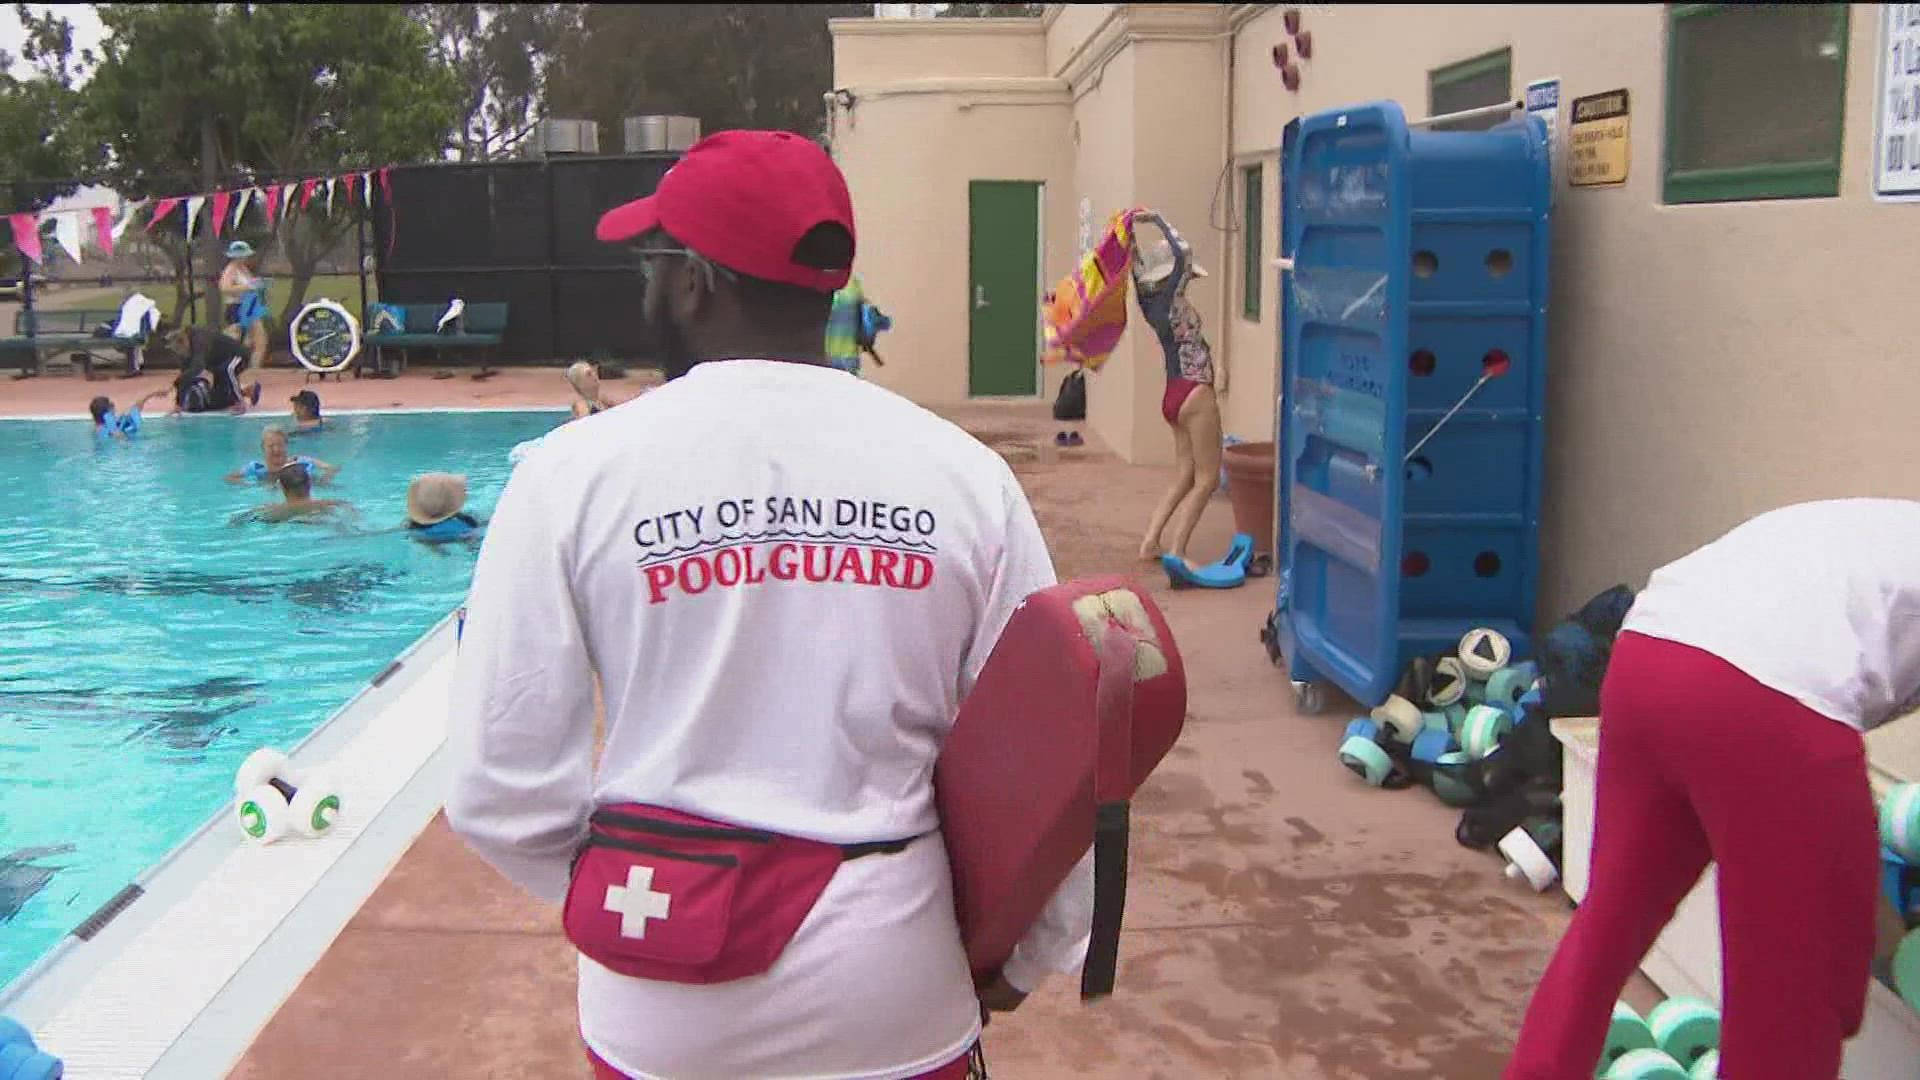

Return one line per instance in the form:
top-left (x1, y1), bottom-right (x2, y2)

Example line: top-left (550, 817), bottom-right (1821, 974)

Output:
top-left (111, 199), bottom-right (143, 243)
top-left (263, 184), bottom-right (280, 226)
top-left (211, 190), bottom-right (232, 237)
top-left (185, 194), bottom-right (206, 238)
top-left (362, 171), bottom-right (375, 209)
top-left (342, 172), bottom-right (360, 208)
top-left (300, 178), bottom-right (318, 209)
top-left (145, 197), bottom-right (180, 233)
top-left (52, 212), bottom-right (83, 263)
top-left (91, 206), bottom-right (115, 258)
top-left (9, 213), bottom-right (43, 264)
top-left (324, 176), bottom-right (336, 215)
top-left (279, 182), bottom-right (295, 220)
top-left (235, 187), bottom-right (255, 229)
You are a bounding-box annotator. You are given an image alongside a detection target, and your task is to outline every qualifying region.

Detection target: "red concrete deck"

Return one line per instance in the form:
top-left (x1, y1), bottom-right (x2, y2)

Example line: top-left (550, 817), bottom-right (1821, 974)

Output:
top-left (1, 367), bottom-right (1615, 1078)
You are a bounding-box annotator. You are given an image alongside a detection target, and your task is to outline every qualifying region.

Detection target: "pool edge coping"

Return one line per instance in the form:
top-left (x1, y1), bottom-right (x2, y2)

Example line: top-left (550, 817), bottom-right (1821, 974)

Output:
top-left (0, 610), bottom-right (463, 1076)
top-left (0, 405), bottom-right (571, 422)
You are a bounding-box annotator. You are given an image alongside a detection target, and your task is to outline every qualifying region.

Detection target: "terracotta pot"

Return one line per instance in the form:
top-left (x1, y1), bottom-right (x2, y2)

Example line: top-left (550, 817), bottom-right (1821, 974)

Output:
top-left (1222, 440), bottom-right (1276, 557)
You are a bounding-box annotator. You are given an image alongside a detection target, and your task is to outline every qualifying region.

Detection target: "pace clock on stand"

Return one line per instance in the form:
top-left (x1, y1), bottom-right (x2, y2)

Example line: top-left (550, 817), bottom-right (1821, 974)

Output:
top-left (289, 299), bottom-right (362, 375)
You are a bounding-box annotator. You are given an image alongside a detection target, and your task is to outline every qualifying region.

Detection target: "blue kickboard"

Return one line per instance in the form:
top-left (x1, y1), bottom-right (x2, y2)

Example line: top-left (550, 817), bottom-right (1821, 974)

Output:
top-left (1164, 533), bottom-right (1255, 589)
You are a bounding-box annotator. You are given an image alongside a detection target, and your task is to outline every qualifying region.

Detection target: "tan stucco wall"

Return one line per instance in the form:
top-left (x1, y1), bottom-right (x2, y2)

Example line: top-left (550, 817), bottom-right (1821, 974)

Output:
top-left (837, 3), bottom-right (1914, 622)
top-left (1227, 3), bottom-right (1917, 620)
top-left (828, 19), bottom-right (1074, 406)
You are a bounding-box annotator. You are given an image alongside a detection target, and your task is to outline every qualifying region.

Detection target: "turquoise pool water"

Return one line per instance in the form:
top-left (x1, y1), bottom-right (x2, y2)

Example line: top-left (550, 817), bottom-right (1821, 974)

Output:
top-left (0, 407), bottom-right (564, 992)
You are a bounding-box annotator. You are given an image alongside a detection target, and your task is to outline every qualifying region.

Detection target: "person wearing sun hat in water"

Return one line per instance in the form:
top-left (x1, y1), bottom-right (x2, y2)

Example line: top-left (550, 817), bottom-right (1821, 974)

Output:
top-left (405, 472), bottom-right (483, 544)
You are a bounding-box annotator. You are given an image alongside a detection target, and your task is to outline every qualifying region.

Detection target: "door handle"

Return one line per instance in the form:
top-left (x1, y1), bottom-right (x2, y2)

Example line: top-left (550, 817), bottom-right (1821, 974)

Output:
top-left (974, 285), bottom-right (988, 310)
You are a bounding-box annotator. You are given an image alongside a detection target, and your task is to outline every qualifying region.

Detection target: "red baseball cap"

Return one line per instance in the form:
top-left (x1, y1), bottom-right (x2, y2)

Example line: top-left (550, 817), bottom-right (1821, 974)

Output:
top-left (596, 130), bottom-right (856, 294)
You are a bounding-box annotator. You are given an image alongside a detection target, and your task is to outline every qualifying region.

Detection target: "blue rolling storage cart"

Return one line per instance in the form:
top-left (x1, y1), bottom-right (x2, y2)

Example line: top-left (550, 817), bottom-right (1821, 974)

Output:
top-left (1263, 100), bottom-right (1550, 714)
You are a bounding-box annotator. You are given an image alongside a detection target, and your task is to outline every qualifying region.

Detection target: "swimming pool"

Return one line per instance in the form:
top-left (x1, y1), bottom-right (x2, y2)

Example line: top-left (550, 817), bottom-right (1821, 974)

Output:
top-left (0, 407), bottom-right (564, 991)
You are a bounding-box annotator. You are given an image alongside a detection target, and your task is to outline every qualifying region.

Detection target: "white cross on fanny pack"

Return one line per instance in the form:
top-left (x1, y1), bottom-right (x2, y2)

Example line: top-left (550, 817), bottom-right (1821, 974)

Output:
top-left (603, 864), bottom-right (672, 938)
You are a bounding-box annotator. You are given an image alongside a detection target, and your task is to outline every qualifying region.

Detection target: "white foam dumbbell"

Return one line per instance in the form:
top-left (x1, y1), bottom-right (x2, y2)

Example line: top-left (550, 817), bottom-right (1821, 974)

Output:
top-left (1458, 627), bottom-right (1512, 680)
top-left (234, 747), bottom-right (342, 843)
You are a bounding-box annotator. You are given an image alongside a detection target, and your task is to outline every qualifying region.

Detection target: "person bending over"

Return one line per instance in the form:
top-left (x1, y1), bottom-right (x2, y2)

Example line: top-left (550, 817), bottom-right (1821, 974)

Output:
top-left (446, 130), bottom-right (1090, 1080)
top-left (226, 427), bottom-right (337, 485)
top-left (1505, 498), bottom-right (1920, 1080)
top-left (166, 324), bottom-right (262, 415)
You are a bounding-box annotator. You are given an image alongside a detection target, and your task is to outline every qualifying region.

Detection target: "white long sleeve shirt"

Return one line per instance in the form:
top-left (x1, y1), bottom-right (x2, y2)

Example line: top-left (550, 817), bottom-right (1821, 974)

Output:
top-left (446, 358), bottom-right (1093, 1080)
top-left (1620, 498), bottom-right (1920, 733)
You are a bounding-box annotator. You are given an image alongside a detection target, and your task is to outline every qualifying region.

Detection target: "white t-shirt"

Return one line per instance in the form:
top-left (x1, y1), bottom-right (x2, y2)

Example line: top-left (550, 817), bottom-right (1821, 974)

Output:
top-left (446, 359), bottom-right (1093, 1080)
top-left (1620, 498), bottom-right (1920, 733)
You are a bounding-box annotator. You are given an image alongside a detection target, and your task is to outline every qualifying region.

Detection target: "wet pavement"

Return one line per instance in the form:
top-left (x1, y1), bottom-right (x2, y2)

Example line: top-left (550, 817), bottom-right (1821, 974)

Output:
top-left (194, 394), bottom-right (1635, 1078)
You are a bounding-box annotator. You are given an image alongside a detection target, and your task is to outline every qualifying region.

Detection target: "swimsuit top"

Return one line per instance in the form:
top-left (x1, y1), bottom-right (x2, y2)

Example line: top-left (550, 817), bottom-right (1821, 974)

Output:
top-left (245, 457), bottom-right (316, 481)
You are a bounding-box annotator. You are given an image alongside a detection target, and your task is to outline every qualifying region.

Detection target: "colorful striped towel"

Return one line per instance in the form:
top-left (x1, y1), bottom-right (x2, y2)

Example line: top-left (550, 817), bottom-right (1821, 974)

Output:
top-left (1042, 208), bottom-right (1140, 372)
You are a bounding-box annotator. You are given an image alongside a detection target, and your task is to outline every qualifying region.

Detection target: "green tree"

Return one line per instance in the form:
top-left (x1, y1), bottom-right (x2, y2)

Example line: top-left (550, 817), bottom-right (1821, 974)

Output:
top-left (0, 4), bottom-right (107, 277)
top-left (83, 3), bottom-right (463, 329)
top-left (544, 5), bottom-right (867, 147)
top-left (412, 3), bottom-right (586, 161)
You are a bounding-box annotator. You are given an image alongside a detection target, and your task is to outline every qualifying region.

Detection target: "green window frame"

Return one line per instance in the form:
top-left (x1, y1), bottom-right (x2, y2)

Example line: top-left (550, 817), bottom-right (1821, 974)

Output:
top-left (1428, 48), bottom-right (1513, 131)
top-left (1241, 163), bottom-right (1262, 321)
top-left (1663, 3), bottom-right (1850, 204)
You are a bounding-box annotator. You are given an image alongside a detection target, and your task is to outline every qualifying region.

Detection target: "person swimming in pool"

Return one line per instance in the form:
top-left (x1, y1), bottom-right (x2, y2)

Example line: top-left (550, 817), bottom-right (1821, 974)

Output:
top-left (404, 472), bottom-right (484, 545)
top-left (288, 389), bottom-right (326, 435)
top-left (227, 428), bottom-right (338, 486)
top-left (232, 463), bottom-right (356, 526)
top-left (90, 389), bottom-right (170, 441)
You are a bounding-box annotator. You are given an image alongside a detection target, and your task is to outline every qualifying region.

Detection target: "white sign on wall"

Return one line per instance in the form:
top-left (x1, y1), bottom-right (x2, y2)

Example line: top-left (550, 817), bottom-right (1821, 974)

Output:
top-left (1875, 3), bottom-right (1920, 201)
top-left (1525, 77), bottom-right (1562, 202)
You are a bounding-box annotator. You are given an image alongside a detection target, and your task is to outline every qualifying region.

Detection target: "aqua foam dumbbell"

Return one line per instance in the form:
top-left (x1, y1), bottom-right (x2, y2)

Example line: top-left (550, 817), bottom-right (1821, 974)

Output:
top-left (1881, 782), bottom-right (1920, 864)
top-left (1647, 997), bottom-right (1719, 1069)
top-left (1411, 728), bottom-right (1454, 766)
top-left (1605, 1048), bottom-right (1688, 1080)
top-left (1688, 1049), bottom-right (1718, 1079)
top-left (1598, 1001), bottom-right (1656, 1074)
top-left (1430, 750), bottom-right (1482, 808)
top-left (1421, 710), bottom-right (1451, 734)
top-left (1460, 705), bottom-right (1513, 760)
top-left (1485, 662), bottom-right (1540, 709)
top-left (1338, 718), bottom-right (1393, 786)
top-left (0, 1017), bottom-right (62, 1080)
top-left (1894, 928), bottom-right (1920, 1015)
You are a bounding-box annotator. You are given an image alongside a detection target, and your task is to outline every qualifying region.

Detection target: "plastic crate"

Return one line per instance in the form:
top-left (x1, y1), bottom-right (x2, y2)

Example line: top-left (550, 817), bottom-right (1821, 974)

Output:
top-left (1270, 101), bottom-right (1549, 711)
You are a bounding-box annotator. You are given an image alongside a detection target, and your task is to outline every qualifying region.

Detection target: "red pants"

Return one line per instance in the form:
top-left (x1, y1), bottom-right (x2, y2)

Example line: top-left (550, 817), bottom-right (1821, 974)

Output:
top-left (588, 1046), bottom-right (973, 1079)
top-left (1505, 632), bottom-right (1877, 1080)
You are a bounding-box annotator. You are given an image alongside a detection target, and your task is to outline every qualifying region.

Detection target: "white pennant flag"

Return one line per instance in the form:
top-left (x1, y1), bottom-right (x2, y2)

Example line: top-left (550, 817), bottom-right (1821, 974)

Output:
top-left (324, 176), bottom-right (336, 216)
top-left (362, 171), bottom-right (375, 209)
top-left (185, 195), bottom-right (206, 237)
top-left (280, 182), bottom-right (296, 219)
top-left (110, 198), bottom-right (146, 242)
top-left (234, 187), bottom-right (255, 229)
top-left (52, 212), bottom-right (83, 263)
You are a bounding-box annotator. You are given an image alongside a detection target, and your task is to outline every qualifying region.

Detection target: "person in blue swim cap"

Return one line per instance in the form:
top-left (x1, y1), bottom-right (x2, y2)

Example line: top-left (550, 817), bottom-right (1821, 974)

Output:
top-left (226, 427), bottom-right (338, 485)
top-left (405, 472), bottom-right (483, 544)
top-left (90, 388), bottom-right (169, 441)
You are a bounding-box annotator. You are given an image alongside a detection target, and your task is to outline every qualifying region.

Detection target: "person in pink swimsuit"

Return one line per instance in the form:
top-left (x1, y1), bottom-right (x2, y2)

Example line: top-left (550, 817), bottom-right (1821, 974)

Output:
top-left (1130, 212), bottom-right (1223, 567)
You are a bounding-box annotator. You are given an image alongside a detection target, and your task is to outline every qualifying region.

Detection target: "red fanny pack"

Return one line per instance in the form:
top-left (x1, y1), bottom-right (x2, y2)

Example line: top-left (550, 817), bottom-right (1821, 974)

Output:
top-left (563, 803), bottom-right (915, 985)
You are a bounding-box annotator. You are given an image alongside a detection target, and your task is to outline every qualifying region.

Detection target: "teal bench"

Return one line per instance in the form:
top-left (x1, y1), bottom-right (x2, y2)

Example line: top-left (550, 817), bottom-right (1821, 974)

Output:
top-left (1, 307), bottom-right (153, 379)
top-left (360, 302), bottom-right (508, 378)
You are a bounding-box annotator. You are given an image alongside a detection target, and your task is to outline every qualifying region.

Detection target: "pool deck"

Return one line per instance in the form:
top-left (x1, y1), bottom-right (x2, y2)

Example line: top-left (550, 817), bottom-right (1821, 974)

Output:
top-left (8, 368), bottom-right (1645, 1077)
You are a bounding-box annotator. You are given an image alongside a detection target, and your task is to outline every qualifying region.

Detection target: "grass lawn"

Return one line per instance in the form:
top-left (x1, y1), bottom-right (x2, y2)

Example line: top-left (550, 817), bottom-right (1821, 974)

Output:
top-left (37, 273), bottom-right (377, 324)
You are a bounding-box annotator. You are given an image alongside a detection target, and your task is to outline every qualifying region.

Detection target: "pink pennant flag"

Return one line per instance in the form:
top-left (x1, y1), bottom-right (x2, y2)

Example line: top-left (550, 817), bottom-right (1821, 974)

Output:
top-left (300, 178), bottom-right (318, 209)
top-left (145, 197), bottom-right (181, 232)
top-left (342, 172), bottom-right (360, 206)
top-left (211, 190), bottom-right (232, 237)
top-left (263, 184), bottom-right (281, 226)
top-left (9, 213), bottom-right (42, 264)
top-left (91, 206), bottom-right (115, 258)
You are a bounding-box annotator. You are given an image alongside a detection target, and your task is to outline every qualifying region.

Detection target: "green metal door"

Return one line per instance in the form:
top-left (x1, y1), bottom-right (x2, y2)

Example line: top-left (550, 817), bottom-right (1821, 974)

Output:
top-left (967, 180), bottom-right (1040, 397)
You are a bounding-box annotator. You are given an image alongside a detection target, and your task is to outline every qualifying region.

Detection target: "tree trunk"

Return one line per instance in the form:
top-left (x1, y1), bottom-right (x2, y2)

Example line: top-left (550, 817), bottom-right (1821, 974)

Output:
top-left (199, 112), bottom-right (222, 328)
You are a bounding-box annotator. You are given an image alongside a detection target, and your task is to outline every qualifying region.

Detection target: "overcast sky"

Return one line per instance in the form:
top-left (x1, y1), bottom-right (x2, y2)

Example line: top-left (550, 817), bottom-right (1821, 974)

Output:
top-left (0, 3), bottom-right (105, 78)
